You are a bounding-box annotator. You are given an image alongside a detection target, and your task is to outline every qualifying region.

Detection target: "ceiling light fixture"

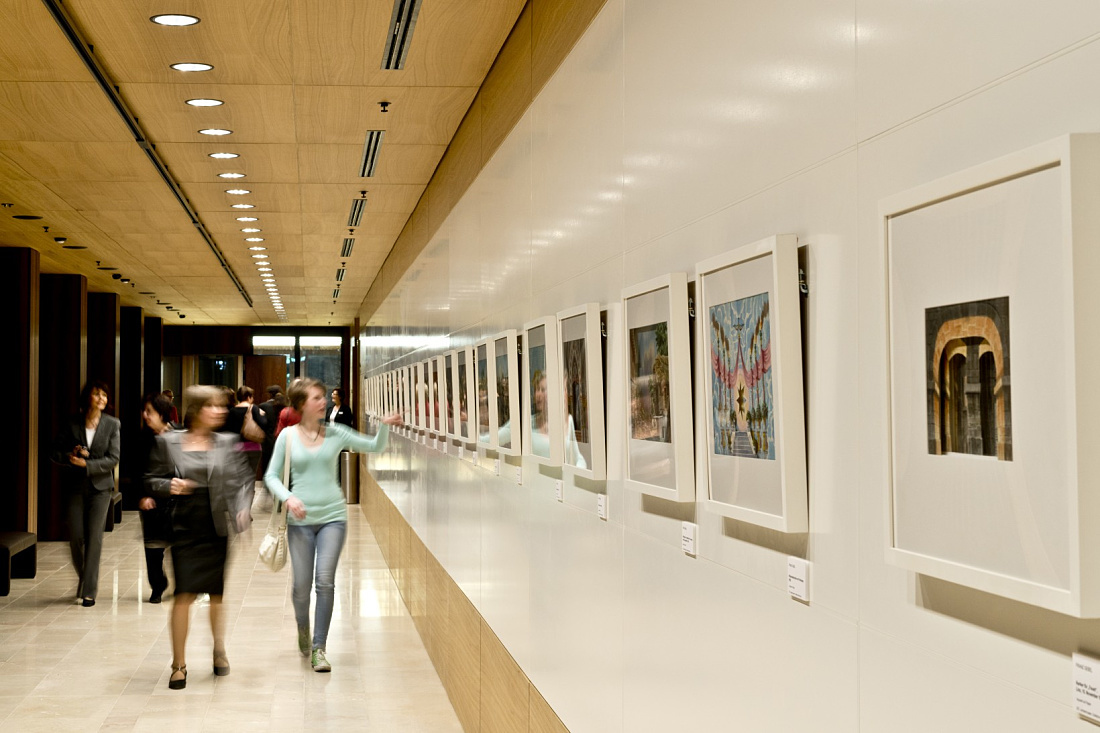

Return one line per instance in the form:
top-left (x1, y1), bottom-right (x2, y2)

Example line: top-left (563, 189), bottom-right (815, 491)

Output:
top-left (241, 228), bottom-right (261, 233)
top-left (257, 267), bottom-right (272, 272)
top-left (210, 152), bottom-right (239, 159)
top-left (336, 268), bottom-right (346, 282)
top-left (231, 204), bottom-right (254, 209)
top-left (225, 189), bottom-right (250, 195)
top-left (199, 128), bottom-right (232, 136)
top-left (249, 246), bottom-right (266, 250)
top-left (348, 192), bottom-right (367, 227)
top-left (171, 62), bottom-right (213, 72)
top-left (62, 245), bottom-right (87, 250)
top-left (236, 217), bottom-right (258, 222)
top-left (359, 130), bottom-right (385, 177)
top-left (219, 172), bottom-right (246, 179)
top-left (186, 98), bottom-right (223, 107)
top-left (245, 237), bottom-right (264, 242)
top-left (381, 0), bottom-right (423, 70)
top-left (341, 238), bottom-right (355, 257)
top-left (251, 254), bottom-right (268, 259)
top-left (151, 14), bottom-right (200, 26)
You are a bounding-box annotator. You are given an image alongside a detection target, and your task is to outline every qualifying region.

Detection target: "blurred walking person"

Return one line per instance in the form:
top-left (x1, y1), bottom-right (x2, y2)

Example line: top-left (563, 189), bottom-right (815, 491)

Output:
top-left (136, 393), bottom-right (176, 603)
top-left (265, 378), bottom-right (402, 672)
top-left (53, 381), bottom-right (120, 607)
top-left (145, 385), bottom-right (254, 689)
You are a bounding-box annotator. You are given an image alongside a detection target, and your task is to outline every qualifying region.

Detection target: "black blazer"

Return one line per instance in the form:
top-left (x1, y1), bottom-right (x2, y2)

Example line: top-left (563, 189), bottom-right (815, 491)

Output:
top-left (144, 431), bottom-right (254, 537)
top-left (327, 404), bottom-right (354, 427)
top-left (52, 414), bottom-right (121, 493)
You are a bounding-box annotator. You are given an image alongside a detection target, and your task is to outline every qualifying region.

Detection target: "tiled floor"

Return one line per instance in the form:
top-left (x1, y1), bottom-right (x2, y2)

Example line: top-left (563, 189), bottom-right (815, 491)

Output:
top-left (0, 500), bottom-right (462, 732)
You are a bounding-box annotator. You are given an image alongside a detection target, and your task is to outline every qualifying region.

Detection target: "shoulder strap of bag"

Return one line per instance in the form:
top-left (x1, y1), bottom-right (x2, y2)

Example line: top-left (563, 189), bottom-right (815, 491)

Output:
top-left (283, 425), bottom-right (295, 492)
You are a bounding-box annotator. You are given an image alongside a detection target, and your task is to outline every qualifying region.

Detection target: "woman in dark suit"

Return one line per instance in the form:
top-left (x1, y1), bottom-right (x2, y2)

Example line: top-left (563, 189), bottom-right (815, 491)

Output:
top-left (327, 388), bottom-right (354, 426)
top-left (53, 381), bottom-right (121, 607)
top-left (145, 385), bottom-right (254, 690)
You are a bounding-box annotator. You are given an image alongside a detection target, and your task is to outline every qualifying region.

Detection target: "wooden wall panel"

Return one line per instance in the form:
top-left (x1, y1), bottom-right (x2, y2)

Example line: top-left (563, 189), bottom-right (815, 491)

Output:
top-left (481, 6), bottom-right (534, 162)
top-left (38, 273), bottom-right (86, 541)
top-left (0, 248), bottom-right (39, 532)
top-left (244, 355), bottom-right (288, 395)
top-left (481, 625), bottom-right (530, 732)
top-left (530, 0), bottom-right (609, 94)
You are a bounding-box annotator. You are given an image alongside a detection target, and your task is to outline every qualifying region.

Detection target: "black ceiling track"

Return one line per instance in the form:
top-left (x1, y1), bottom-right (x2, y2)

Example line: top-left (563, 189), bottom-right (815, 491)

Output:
top-left (39, 0), bottom-right (254, 308)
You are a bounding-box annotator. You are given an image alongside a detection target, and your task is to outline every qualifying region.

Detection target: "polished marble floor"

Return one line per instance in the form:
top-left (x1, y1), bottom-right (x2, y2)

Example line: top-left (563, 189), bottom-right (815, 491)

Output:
top-left (0, 500), bottom-right (461, 732)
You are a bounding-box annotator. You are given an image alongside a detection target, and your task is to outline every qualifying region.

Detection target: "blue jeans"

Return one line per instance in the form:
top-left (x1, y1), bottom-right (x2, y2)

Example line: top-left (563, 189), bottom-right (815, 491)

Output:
top-left (287, 521), bottom-right (347, 650)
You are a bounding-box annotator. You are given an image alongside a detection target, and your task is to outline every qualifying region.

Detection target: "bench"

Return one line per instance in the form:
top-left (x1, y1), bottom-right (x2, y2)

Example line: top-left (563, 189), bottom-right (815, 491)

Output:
top-left (105, 490), bottom-right (123, 532)
top-left (0, 531), bottom-right (37, 596)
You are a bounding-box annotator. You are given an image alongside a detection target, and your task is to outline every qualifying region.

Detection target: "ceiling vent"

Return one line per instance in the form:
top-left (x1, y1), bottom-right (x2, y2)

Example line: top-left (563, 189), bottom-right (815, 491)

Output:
top-left (341, 238), bottom-right (355, 257)
top-left (359, 130), bottom-right (385, 177)
top-left (336, 268), bottom-right (346, 282)
top-left (381, 0), bottom-right (423, 70)
top-left (347, 196), bottom-right (366, 227)
top-left (332, 288), bottom-right (341, 300)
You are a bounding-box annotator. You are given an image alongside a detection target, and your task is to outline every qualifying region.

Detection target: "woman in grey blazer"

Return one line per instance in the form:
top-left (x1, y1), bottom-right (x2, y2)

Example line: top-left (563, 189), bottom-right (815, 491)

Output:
top-left (53, 381), bottom-right (121, 607)
top-left (145, 385), bottom-right (253, 690)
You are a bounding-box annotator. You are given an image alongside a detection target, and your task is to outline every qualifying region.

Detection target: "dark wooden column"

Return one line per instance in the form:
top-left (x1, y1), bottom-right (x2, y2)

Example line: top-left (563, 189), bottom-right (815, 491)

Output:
top-left (87, 292), bottom-right (120, 416)
top-left (0, 249), bottom-right (39, 533)
top-left (38, 274), bottom-right (87, 541)
top-left (144, 316), bottom-right (163, 395)
top-left (119, 306), bottom-right (144, 509)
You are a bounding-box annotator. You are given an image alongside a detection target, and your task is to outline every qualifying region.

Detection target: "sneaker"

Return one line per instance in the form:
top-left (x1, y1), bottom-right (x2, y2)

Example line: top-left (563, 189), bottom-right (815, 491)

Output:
top-left (310, 648), bottom-right (331, 672)
top-left (297, 627), bottom-right (310, 657)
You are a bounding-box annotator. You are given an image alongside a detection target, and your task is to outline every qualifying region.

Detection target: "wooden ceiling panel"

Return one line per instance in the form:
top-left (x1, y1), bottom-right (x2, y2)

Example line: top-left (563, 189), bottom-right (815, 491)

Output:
top-left (0, 181), bottom-right (74, 214)
top-left (299, 184), bottom-right (424, 216)
top-left (294, 86), bottom-right (476, 145)
top-left (71, 0), bottom-right (293, 85)
top-left (44, 180), bottom-right (182, 212)
top-left (0, 142), bottom-right (160, 182)
top-left (202, 211), bottom-right (303, 236)
top-left (80, 208), bottom-right (198, 236)
top-left (299, 212), bottom-right (408, 241)
top-left (155, 142), bottom-right (300, 183)
top-left (0, 82), bottom-right (133, 142)
top-left (0, 0), bottom-right (91, 82)
top-left (119, 84), bottom-right (297, 144)
top-left (185, 182), bottom-right (302, 213)
top-left (296, 143), bottom-right (445, 184)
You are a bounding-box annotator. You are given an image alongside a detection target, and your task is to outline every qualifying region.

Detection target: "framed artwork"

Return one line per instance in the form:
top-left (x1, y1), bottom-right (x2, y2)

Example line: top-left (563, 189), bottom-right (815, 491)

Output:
top-left (475, 339), bottom-right (493, 449)
top-left (402, 366), bottom-right (412, 431)
top-left (444, 351), bottom-right (457, 439)
top-left (451, 347), bottom-right (475, 443)
top-left (622, 273), bottom-right (694, 501)
top-left (463, 346), bottom-right (477, 445)
top-left (493, 329), bottom-right (521, 456)
top-left (694, 235), bottom-right (807, 532)
top-left (883, 134), bottom-right (1100, 616)
top-left (425, 359), bottom-right (436, 435)
top-left (522, 316), bottom-right (564, 466)
top-left (413, 362), bottom-right (424, 431)
top-left (557, 303), bottom-right (607, 481)
top-left (433, 355), bottom-right (446, 436)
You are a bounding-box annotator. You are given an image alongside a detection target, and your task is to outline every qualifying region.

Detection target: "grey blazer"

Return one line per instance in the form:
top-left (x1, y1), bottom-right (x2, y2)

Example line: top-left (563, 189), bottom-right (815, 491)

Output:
top-left (144, 431), bottom-right (255, 537)
top-left (53, 414), bottom-right (121, 493)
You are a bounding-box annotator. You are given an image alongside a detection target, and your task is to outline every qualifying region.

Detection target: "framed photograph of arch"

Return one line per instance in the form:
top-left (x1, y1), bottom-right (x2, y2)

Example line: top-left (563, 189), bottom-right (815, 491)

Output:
top-left (444, 351), bottom-right (458, 440)
top-left (694, 235), bottom-right (807, 532)
top-left (557, 303), bottom-right (607, 481)
top-left (883, 134), bottom-right (1100, 617)
top-left (493, 330), bottom-right (521, 457)
top-left (522, 316), bottom-right (564, 467)
top-left (621, 273), bottom-right (694, 502)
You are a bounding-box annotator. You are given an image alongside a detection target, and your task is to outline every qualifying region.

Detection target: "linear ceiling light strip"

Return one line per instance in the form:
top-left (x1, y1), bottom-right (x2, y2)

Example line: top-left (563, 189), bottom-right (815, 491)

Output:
top-left (39, 0), bottom-right (254, 308)
top-left (359, 130), bottom-right (385, 177)
top-left (381, 0), bottom-right (424, 70)
top-left (341, 238), bottom-right (355, 257)
top-left (348, 198), bottom-right (366, 227)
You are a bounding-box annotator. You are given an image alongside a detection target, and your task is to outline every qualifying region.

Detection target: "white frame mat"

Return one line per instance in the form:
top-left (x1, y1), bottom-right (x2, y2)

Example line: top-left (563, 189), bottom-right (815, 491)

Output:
top-left (557, 302), bottom-right (607, 481)
top-left (522, 316), bottom-right (564, 467)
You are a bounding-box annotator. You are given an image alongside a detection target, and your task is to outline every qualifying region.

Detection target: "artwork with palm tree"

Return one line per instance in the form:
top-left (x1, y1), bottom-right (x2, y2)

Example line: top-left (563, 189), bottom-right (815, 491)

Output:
top-left (630, 322), bottom-right (671, 442)
top-left (710, 292), bottom-right (775, 460)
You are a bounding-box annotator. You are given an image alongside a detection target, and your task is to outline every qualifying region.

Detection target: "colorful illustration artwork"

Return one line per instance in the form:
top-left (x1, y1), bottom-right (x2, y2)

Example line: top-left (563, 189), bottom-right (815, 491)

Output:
top-left (925, 296), bottom-right (1012, 460)
top-left (710, 292), bottom-right (774, 459)
top-left (458, 354), bottom-right (469, 438)
top-left (629, 322), bottom-right (671, 442)
top-left (562, 337), bottom-right (589, 446)
top-left (445, 355), bottom-right (454, 434)
top-left (496, 352), bottom-right (511, 448)
top-left (527, 342), bottom-right (549, 457)
top-left (477, 347), bottom-right (490, 441)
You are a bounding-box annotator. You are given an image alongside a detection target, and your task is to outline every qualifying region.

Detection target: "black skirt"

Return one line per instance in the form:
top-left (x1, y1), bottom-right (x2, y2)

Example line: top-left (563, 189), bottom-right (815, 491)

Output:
top-left (170, 487), bottom-right (227, 595)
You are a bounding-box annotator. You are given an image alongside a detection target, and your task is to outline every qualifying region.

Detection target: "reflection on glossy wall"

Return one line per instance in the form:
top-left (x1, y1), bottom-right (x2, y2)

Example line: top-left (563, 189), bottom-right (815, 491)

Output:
top-left (361, 0), bottom-right (1100, 730)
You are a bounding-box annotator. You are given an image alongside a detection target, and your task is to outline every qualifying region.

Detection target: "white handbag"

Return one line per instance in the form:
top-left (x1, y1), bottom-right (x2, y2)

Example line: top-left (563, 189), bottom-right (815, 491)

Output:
top-left (258, 428), bottom-right (294, 571)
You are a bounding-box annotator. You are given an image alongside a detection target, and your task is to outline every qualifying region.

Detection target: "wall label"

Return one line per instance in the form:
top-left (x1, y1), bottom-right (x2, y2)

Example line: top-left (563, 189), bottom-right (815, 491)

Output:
top-left (597, 494), bottom-right (608, 520)
top-left (1074, 653), bottom-right (1100, 724)
top-left (515, 466), bottom-right (523, 485)
top-left (787, 557), bottom-right (810, 602)
top-left (681, 522), bottom-right (696, 556)
top-left (555, 479), bottom-right (564, 502)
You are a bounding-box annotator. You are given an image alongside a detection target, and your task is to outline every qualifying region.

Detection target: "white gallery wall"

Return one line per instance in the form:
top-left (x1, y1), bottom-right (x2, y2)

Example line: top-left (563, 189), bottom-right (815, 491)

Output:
top-left (360, 0), bottom-right (1100, 730)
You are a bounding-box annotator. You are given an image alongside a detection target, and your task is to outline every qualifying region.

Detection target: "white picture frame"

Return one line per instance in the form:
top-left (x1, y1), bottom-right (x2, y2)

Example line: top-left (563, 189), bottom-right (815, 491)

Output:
top-left (445, 351), bottom-right (458, 440)
top-left (882, 134), bottom-right (1100, 617)
top-left (432, 355), bottom-right (446, 437)
top-left (413, 361), bottom-right (424, 432)
top-left (493, 329), bottom-right (522, 457)
top-left (522, 316), bottom-right (564, 467)
top-left (621, 273), bottom-right (695, 501)
top-left (694, 235), bottom-right (807, 532)
top-left (557, 302), bottom-right (607, 481)
top-left (462, 345), bottom-right (477, 446)
top-left (475, 339), bottom-right (494, 451)
top-left (401, 366), bottom-right (412, 432)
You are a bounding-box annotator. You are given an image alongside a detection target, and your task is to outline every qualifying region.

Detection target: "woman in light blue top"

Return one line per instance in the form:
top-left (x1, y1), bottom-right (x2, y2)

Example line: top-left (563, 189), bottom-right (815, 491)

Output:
top-left (265, 377), bottom-right (403, 672)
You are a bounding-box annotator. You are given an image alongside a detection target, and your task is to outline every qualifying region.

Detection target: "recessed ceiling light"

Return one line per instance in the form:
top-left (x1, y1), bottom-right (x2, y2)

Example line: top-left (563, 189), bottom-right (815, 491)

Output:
top-left (151, 14), bottom-right (200, 26)
top-left (171, 62), bottom-right (212, 72)
top-left (186, 98), bottom-right (223, 107)
top-left (199, 128), bottom-right (232, 136)
top-left (241, 228), bottom-right (261, 233)
top-left (257, 267), bottom-right (272, 272)
top-left (236, 216), bottom-right (257, 221)
top-left (12, 214), bottom-right (42, 220)
top-left (219, 172), bottom-right (246, 179)
top-left (210, 152), bottom-right (238, 159)
top-left (62, 245), bottom-right (87, 250)
top-left (232, 204), bottom-right (254, 209)
top-left (252, 254), bottom-right (268, 259)
top-left (248, 247), bottom-right (266, 251)
top-left (245, 237), bottom-right (264, 242)
top-left (225, 189), bottom-right (250, 195)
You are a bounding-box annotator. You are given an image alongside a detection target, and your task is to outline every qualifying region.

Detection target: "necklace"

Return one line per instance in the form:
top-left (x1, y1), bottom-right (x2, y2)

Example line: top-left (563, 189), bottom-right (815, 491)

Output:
top-left (302, 425), bottom-right (323, 442)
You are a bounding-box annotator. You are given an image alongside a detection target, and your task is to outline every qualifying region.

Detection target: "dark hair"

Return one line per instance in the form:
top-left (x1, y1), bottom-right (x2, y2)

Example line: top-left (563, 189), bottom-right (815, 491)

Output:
top-left (266, 385), bottom-right (281, 397)
top-left (288, 378), bottom-right (325, 412)
top-left (80, 381), bottom-right (110, 412)
top-left (236, 385), bottom-right (254, 402)
top-left (332, 388), bottom-right (345, 401)
top-left (142, 393), bottom-right (174, 425)
top-left (183, 385), bottom-right (227, 429)
top-left (273, 393), bottom-right (288, 408)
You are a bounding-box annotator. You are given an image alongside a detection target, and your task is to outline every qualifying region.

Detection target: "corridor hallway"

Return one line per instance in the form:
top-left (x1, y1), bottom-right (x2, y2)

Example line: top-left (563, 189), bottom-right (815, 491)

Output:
top-left (0, 506), bottom-right (461, 732)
